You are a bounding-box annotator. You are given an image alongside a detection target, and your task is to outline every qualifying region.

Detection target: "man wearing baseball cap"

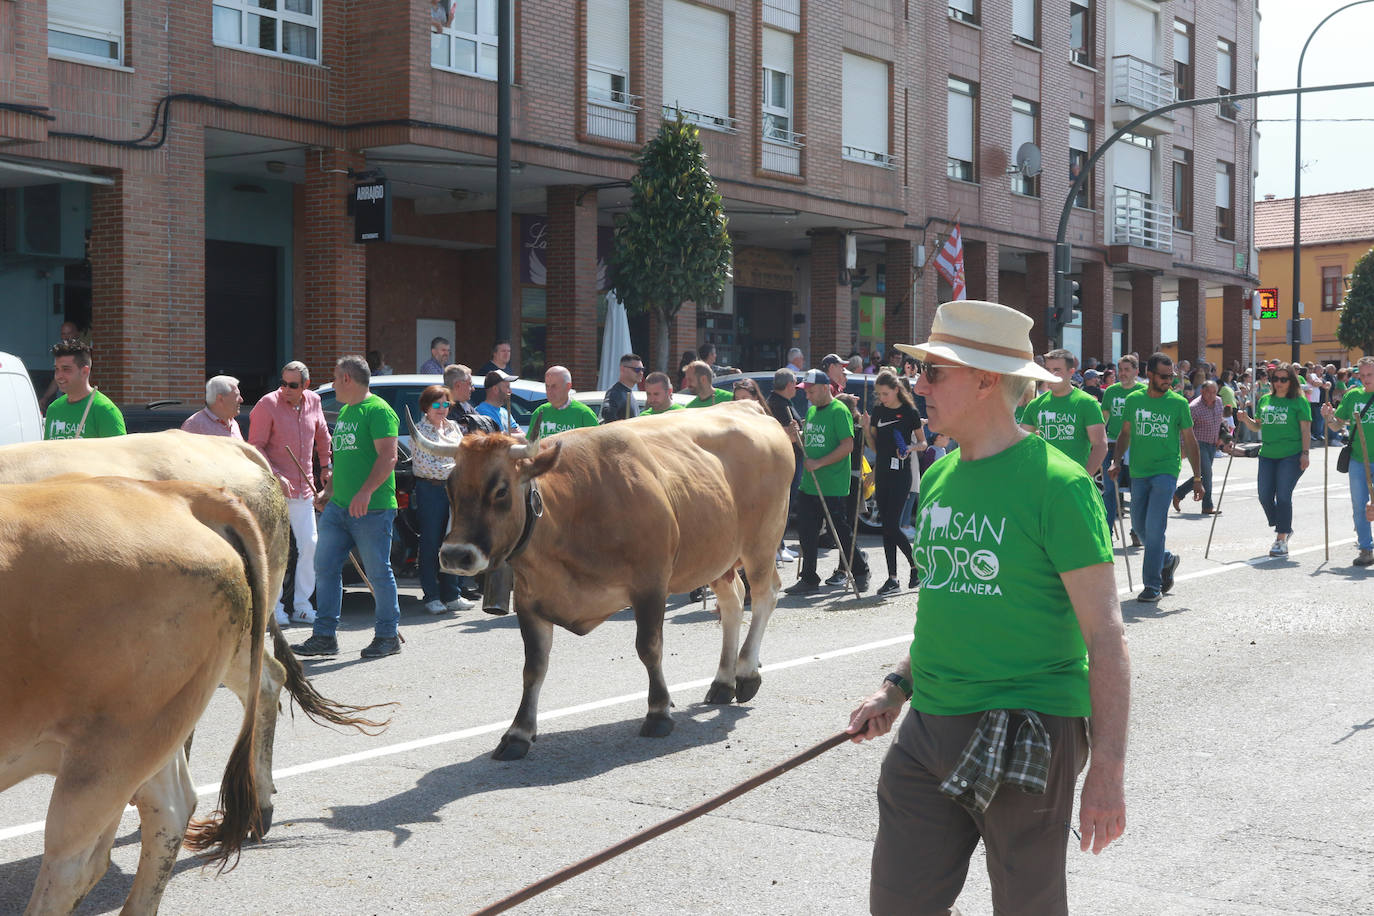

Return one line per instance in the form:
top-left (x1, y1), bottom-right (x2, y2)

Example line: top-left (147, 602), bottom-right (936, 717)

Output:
top-left (846, 300), bottom-right (1129, 915)
top-left (821, 353), bottom-right (846, 396)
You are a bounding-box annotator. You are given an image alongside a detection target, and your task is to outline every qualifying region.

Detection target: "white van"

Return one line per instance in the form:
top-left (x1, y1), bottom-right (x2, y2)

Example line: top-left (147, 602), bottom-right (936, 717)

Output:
top-left (0, 352), bottom-right (44, 445)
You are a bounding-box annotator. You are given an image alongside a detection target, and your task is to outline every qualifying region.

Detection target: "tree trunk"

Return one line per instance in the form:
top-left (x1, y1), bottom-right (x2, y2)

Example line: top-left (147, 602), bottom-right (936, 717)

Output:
top-left (654, 304), bottom-right (672, 378)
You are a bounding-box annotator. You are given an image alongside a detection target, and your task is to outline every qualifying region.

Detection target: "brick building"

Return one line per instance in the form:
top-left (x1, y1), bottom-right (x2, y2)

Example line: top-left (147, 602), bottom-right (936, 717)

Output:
top-left (1, 0), bottom-right (1258, 403)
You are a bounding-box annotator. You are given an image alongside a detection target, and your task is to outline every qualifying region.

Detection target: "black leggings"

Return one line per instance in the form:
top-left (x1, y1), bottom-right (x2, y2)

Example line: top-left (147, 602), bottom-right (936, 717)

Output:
top-left (875, 466), bottom-right (916, 578)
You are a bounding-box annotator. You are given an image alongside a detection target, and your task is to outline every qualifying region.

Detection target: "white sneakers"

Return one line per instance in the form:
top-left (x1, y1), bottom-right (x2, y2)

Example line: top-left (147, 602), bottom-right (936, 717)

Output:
top-left (1269, 538), bottom-right (1289, 558)
top-left (777, 547), bottom-right (797, 564)
top-left (424, 598), bottom-right (449, 614)
top-left (291, 607), bottom-right (316, 625)
top-left (445, 595), bottom-right (476, 611)
top-left (273, 607), bottom-right (290, 628)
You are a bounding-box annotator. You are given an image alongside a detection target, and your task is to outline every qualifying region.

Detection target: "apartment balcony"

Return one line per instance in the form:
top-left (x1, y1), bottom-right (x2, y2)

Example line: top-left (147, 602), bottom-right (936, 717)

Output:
top-left (761, 125), bottom-right (803, 175)
top-left (1110, 55), bottom-right (1175, 135)
top-left (586, 89), bottom-right (640, 144)
top-left (662, 105), bottom-right (738, 134)
top-left (1108, 188), bottom-right (1174, 268)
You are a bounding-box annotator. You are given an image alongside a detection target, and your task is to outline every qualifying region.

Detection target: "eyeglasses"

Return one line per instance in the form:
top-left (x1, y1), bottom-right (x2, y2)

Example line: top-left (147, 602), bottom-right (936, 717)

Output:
top-left (430, 401), bottom-right (452, 409)
top-left (916, 361), bottom-right (967, 383)
top-left (628, 366), bottom-right (646, 375)
top-left (1271, 375), bottom-right (1292, 383)
top-left (280, 380), bottom-right (302, 389)
top-left (1152, 371), bottom-right (1175, 380)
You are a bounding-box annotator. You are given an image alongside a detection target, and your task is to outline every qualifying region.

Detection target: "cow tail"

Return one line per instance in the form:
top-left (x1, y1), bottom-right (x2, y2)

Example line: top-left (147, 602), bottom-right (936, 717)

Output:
top-left (271, 623), bottom-right (394, 734)
top-left (181, 488), bottom-right (267, 872)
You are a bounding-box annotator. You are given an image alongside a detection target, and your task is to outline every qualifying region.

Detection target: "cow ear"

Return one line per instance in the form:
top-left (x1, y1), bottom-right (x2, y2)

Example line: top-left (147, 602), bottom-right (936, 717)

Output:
top-left (518, 439), bottom-right (561, 481)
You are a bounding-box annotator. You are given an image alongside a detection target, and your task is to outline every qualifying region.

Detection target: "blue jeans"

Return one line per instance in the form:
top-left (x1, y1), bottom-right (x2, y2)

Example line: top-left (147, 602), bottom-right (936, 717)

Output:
top-left (313, 501), bottom-right (400, 639)
top-left (414, 479), bottom-right (460, 603)
top-left (1257, 454), bottom-right (1305, 535)
top-left (1130, 473), bottom-right (1176, 590)
top-left (1173, 443), bottom-right (1218, 511)
top-left (1348, 461), bottom-right (1372, 551)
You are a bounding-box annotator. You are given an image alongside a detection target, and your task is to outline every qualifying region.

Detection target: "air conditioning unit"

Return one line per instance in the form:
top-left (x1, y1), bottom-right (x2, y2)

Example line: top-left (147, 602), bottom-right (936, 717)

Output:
top-left (0, 184), bottom-right (85, 260)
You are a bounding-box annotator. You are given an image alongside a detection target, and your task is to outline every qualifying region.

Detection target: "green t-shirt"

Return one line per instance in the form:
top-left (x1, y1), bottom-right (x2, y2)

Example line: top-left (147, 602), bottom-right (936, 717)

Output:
top-left (1022, 387), bottom-right (1104, 468)
top-left (798, 398), bottom-right (853, 497)
top-left (1120, 389), bottom-right (1192, 478)
top-left (686, 388), bottom-right (732, 408)
top-left (331, 393), bottom-right (398, 511)
top-left (1336, 388), bottom-right (1374, 463)
top-left (1218, 385), bottom-right (1237, 409)
top-left (641, 403), bottom-right (685, 415)
top-left (1101, 381), bottom-right (1144, 440)
top-left (529, 399), bottom-right (599, 439)
top-left (44, 390), bottom-right (125, 439)
top-left (1256, 394), bottom-right (1311, 460)
top-left (909, 435), bottom-right (1111, 717)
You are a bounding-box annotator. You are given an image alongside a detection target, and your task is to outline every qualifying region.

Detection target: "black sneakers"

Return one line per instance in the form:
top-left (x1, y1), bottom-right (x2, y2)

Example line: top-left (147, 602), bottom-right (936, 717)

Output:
top-left (360, 636), bottom-right (401, 659)
top-left (908, 568), bottom-right (920, 589)
top-left (1160, 554), bottom-right (1181, 594)
top-left (783, 578), bottom-right (820, 596)
top-left (876, 578), bottom-right (901, 597)
top-left (292, 634), bottom-right (338, 657)
top-left (1136, 587), bottom-right (1161, 603)
top-left (824, 570), bottom-right (849, 587)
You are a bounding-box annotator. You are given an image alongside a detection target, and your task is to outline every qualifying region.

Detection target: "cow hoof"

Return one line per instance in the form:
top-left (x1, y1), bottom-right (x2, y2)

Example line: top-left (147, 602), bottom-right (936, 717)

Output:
top-left (735, 673), bottom-right (763, 703)
top-left (639, 714), bottom-right (674, 738)
top-left (704, 681), bottom-right (736, 705)
top-left (492, 734), bottom-right (531, 761)
top-left (252, 805), bottom-right (274, 840)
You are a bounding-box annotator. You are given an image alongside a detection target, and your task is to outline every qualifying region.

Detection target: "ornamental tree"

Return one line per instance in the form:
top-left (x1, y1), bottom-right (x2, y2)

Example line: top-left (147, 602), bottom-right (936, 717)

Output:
top-left (610, 114), bottom-right (732, 373)
top-left (1338, 246), bottom-right (1374, 358)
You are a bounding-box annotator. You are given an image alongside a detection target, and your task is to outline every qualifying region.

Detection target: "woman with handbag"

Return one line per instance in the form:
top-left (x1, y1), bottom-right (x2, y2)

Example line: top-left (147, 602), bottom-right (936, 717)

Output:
top-left (1234, 364), bottom-right (1312, 558)
top-left (1321, 356), bottom-right (1374, 567)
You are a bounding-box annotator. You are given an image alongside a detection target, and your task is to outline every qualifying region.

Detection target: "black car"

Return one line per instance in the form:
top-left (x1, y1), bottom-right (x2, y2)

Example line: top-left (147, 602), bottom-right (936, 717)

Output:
top-left (119, 399), bottom-right (256, 438)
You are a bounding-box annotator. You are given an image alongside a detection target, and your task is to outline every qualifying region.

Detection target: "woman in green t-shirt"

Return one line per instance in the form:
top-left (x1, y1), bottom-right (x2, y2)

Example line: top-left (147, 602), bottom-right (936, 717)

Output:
top-left (1235, 363), bottom-right (1311, 557)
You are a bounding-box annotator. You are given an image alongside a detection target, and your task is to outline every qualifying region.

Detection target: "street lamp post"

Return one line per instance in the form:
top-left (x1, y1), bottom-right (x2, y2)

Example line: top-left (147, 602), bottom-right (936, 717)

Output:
top-left (1291, 1), bottom-right (1374, 362)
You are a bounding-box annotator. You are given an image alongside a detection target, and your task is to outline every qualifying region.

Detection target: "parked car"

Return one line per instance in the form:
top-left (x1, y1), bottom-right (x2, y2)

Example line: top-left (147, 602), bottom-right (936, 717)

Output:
top-left (316, 374), bottom-right (548, 442)
top-left (118, 399), bottom-right (256, 438)
top-left (0, 352), bottom-right (43, 446)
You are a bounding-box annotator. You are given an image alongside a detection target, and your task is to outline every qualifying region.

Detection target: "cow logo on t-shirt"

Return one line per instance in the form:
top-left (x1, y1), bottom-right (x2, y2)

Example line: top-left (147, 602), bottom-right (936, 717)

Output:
top-left (913, 500), bottom-right (1006, 596)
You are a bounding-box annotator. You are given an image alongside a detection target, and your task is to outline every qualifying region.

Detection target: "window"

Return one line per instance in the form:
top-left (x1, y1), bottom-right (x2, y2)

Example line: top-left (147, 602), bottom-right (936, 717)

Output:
top-left (662, 0), bottom-right (733, 130)
top-left (842, 53), bottom-right (891, 166)
top-left (586, 0), bottom-right (634, 141)
top-left (1216, 37), bottom-right (1236, 118)
top-left (1010, 98), bottom-right (1039, 197)
top-left (761, 0), bottom-right (800, 31)
top-left (949, 0), bottom-right (977, 26)
top-left (761, 29), bottom-right (796, 144)
top-left (1215, 160), bottom-right (1234, 241)
top-left (1069, 115), bottom-right (1093, 209)
top-left (213, 0), bottom-right (319, 62)
top-left (1070, 1), bottom-right (1092, 66)
top-left (431, 0), bottom-right (511, 78)
top-left (1172, 147), bottom-right (1193, 231)
top-left (947, 77), bottom-right (977, 182)
top-left (1173, 20), bottom-right (1193, 100)
top-left (1322, 266), bottom-right (1345, 310)
top-left (50, 0), bottom-right (123, 63)
top-left (1013, 0), bottom-right (1037, 44)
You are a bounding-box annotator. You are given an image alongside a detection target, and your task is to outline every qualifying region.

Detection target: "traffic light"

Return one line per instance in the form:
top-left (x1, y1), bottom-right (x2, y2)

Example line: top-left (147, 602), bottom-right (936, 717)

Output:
top-left (1051, 278), bottom-right (1081, 330)
top-left (1067, 278), bottom-right (1081, 325)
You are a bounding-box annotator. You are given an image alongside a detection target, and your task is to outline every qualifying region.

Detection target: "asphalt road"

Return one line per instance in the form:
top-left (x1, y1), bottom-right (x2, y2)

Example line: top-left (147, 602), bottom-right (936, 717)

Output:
top-left (2, 447), bottom-right (1371, 915)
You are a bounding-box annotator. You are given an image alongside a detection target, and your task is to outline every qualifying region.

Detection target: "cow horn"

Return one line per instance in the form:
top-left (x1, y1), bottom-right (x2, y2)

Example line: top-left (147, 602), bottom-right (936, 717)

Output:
top-left (406, 408), bottom-right (462, 458)
top-left (508, 438), bottom-right (542, 460)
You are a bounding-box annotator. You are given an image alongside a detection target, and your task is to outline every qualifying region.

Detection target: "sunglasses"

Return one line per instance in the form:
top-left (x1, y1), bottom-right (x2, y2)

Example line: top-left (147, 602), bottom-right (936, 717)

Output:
top-left (916, 361), bottom-right (967, 383)
top-left (1271, 375), bottom-right (1292, 383)
top-left (628, 366), bottom-right (646, 375)
top-left (430, 401), bottom-right (452, 409)
top-left (1152, 371), bottom-right (1175, 380)
top-left (280, 380), bottom-right (302, 389)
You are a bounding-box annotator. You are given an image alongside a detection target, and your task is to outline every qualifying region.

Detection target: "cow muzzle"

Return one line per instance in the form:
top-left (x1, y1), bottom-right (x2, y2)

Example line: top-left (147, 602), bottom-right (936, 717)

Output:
top-left (440, 542), bottom-right (488, 575)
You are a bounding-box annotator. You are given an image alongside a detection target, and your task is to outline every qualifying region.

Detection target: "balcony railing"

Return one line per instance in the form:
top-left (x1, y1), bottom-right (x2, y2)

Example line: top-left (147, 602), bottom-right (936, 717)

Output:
top-left (1111, 188), bottom-right (1173, 251)
top-left (662, 105), bottom-right (738, 134)
top-left (761, 127), bottom-right (804, 175)
top-left (587, 89), bottom-right (640, 143)
top-left (842, 144), bottom-right (897, 169)
top-left (1111, 55), bottom-right (1175, 112)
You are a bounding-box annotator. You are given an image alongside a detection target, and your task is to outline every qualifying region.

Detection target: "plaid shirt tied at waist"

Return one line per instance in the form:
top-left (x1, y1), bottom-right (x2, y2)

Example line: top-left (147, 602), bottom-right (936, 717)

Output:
top-left (938, 709), bottom-right (1052, 814)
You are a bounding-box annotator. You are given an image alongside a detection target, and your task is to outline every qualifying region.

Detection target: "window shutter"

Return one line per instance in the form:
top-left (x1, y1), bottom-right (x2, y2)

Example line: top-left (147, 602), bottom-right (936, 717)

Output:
top-left (50, 0), bottom-right (122, 40)
top-left (1116, 2), bottom-right (1156, 60)
top-left (1114, 143), bottom-right (1152, 194)
top-left (1012, 104), bottom-right (1035, 156)
top-left (1173, 24), bottom-right (1191, 64)
top-left (1216, 43), bottom-right (1233, 91)
top-left (588, 0), bottom-right (630, 72)
top-left (949, 0), bottom-right (975, 16)
top-left (663, 0), bottom-right (730, 120)
top-left (1069, 118), bottom-right (1090, 152)
top-left (1012, 0), bottom-right (1035, 41)
top-left (842, 52), bottom-right (888, 155)
top-left (762, 27), bottom-right (792, 75)
top-left (761, 0), bottom-right (800, 32)
top-left (1215, 165), bottom-right (1231, 208)
top-left (947, 85), bottom-right (974, 162)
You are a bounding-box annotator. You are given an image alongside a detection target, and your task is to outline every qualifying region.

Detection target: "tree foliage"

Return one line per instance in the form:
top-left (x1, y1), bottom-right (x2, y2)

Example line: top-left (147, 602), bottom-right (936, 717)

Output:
top-left (610, 115), bottom-right (732, 372)
top-left (1337, 246), bottom-right (1374, 357)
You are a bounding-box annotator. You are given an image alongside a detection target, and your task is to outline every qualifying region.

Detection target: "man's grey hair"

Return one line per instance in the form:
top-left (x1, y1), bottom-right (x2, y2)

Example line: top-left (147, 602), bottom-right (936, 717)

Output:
top-left (773, 367), bottom-right (796, 391)
top-left (444, 363), bottom-right (471, 388)
top-left (430, 336), bottom-right (450, 351)
top-left (787, 347), bottom-right (803, 362)
top-left (546, 365), bottom-right (573, 385)
top-left (337, 355), bottom-right (371, 387)
top-left (205, 375), bottom-right (239, 406)
top-left (1202, 380), bottom-right (1219, 392)
top-left (847, 355), bottom-right (864, 373)
top-left (282, 360), bottom-right (309, 382)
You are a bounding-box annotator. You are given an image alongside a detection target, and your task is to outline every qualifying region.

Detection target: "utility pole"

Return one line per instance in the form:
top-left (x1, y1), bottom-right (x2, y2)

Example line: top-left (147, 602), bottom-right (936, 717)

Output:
top-left (496, 0), bottom-right (513, 349)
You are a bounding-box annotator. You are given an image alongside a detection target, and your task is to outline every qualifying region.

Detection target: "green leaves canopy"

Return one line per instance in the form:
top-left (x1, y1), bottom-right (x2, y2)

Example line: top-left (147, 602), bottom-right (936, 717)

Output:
top-left (1337, 246), bottom-right (1374, 357)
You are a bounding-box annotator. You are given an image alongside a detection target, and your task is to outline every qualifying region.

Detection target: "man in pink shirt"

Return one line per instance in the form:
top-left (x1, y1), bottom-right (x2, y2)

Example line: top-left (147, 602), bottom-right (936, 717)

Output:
top-left (180, 375), bottom-right (243, 439)
top-left (249, 360), bottom-right (333, 627)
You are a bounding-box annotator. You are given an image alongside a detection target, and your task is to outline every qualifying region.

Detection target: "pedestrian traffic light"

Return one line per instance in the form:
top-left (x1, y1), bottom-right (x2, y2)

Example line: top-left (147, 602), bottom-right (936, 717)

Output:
top-left (1051, 278), bottom-right (1081, 331)
top-left (1067, 279), bottom-right (1081, 325)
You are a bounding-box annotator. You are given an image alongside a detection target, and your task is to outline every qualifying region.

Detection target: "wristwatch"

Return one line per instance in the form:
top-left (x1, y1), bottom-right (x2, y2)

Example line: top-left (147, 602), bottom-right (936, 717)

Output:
top-left (883, 672), bottom-right (913, 700)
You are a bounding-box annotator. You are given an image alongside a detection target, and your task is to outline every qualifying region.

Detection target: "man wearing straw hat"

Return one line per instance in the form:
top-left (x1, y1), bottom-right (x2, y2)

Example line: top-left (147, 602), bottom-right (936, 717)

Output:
top-left (846, 300), bottom-right (1129, 916)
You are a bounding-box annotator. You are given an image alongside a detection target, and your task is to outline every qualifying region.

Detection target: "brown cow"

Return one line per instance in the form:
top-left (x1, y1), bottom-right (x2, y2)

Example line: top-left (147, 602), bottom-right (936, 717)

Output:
top-left (0, 476), bottom-right (269, 914)
top-left (0, 430), bottom-right (388, 832)
top-left (409, 400), bottom-right (794, 760)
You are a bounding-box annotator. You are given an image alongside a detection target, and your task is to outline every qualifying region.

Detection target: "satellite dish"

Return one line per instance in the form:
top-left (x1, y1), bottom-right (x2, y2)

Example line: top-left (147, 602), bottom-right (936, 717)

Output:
top-left (1015, 142), bottom-right (1042, 178)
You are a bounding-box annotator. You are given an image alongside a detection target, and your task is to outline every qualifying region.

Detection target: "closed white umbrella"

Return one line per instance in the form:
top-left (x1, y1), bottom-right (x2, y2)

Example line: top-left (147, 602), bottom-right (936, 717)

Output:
top-left (597, 292), bottom-right (633, 390)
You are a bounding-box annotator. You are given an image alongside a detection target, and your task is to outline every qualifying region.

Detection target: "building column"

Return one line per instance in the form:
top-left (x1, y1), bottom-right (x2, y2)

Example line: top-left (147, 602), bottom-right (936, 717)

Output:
top-left (89, 125), bottom-right (206, 403)
top-left (1178, 277), bottom-right (1206, 366)
top-left (964, 239), bottom-right (998, 302)
top-left (883, 239), bottom-right (914, 354)
top-left (545, 185), bottom-right (600, 387)
top-left (300, 148), bottom-right (367, 383)
top-left (809, 230), bottom-right (851, 358)
top-left (1080, 260), bottom-right (1114, 365)
top-left (1130, 271), bottom-right (1161, 355)
top-left (1222, 285), bottom-right (1245, 372)
top-left (1024, 251), bottom-right (1051, 355)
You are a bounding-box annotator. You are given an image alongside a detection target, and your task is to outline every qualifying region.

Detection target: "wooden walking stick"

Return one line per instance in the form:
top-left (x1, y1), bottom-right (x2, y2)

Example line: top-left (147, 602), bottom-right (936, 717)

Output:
top-left (845, 375), bottom-right (871, 586)
top-left (1115, 488), bottom-right (1133, 592)
top-left (1204, 447), bottom-right (1236, 560)
top-left (1324, 423), bottom-right (1331, 562)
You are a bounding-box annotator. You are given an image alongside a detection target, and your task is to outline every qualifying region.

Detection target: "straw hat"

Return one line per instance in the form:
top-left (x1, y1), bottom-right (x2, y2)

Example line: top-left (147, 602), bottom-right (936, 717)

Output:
top-left (894, 300), bottom-right (1057, 383)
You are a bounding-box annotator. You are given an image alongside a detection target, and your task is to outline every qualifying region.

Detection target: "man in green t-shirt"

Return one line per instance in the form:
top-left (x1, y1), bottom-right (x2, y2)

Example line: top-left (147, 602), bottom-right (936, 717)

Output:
top-left (641, 371), bottom-right (685, 415)
top-left (1108, 353), bottom-right (1203, 603)
top-left (846, 300), bottom-right (1129, 916)
top-left (783, 369), bottom-right (870, 595)
top-left (44, 340), bottom-right (125, 439)
top-left (1019, 348), bottom-right (1106, 475)
top-left (683, 360), bottom-right (732, 408)
top-left (1322, 356), bottom-right (1374, 566)
top-left (293, 355), bottom-right (403, 661)
top-left (528, 365), bottom-right (599, 439)
top-left (1099, 354), bottom-right (1144, 534)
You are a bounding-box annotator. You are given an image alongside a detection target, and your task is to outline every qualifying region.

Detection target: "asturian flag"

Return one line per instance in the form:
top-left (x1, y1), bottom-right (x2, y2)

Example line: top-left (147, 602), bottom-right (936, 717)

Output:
top-left (934, 223), bottom-right (966, 300)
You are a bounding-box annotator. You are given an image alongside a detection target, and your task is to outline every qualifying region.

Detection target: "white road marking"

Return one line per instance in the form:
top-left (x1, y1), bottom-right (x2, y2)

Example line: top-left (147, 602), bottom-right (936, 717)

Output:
top-left (1114, 536), bottom-right (1356, 598)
